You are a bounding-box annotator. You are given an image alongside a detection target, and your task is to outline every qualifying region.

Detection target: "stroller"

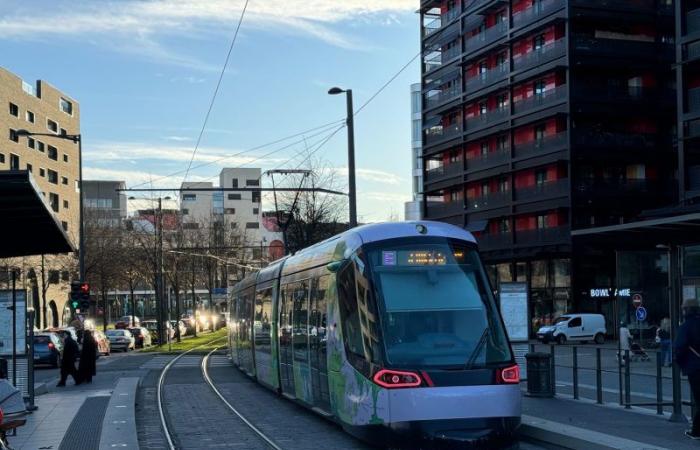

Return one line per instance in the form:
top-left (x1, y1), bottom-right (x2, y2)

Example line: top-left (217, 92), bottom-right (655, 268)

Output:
top-left (618, 341), bottom-right (651, 364)
top-left (0, 379), bottom-right (29, 450)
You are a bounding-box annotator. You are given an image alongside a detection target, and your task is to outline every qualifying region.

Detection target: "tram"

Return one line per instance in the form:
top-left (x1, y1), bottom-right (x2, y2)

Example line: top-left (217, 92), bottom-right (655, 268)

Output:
top-left (228, 221), bottom-right (521, 446)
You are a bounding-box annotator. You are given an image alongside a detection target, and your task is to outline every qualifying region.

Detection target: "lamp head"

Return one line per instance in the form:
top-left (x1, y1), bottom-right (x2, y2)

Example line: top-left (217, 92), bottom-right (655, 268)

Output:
top-left (328, 87), bottom-right (345, 95)
top-left (15, 129), bottom-right (31, 136)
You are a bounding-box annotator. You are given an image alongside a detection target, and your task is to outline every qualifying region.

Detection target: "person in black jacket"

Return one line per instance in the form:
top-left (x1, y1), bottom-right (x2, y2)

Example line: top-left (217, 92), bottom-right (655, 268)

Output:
top-left (57, 333), bottom-right (81, 387)
top-left (78, 330), bottom-right (97, 384)
top-left (674, 297), bottom-right (700, 440)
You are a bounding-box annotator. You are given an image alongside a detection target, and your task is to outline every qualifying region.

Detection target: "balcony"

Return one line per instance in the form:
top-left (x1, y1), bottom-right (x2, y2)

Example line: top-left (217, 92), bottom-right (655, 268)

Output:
top-left (689, 87), bottom-right (700, 114)
top-left (425, 85), bottom-right (462, 109)
top-left (466, 148), bottom-right (510, 171)
top-left (512, 85), bottom-right (567, 115)
top-left (465, 65), bottom-right (508, 93)
top-left (477, 232), bottom-right (513, 250)
top-left (574, 179), bottom-right (662, 196)
top-left (424, 17), bottom-right (442, 38)
top-left (572, 131), bottom-right (656, 151)
top-left (424, 122), bottom-right (463, 146)
top-left (512, 39), bottom-right (566, 72)
top-left (425, 161), bottom-right (463, 183)
top-left (688, 8), bottom-right (700, 36)
top-left (467, 191), bottom-right (510, 210)
top-left (514, 132), bottom-right (567, 159)
top-left (423, 44), bottom-right (462, 73)
top-left (426, 201), bottom-right (464, 218)
top-left (465, 107), bottom-right (509, 130)
top-left (512, 0), bottom-right (564, 29)
top-left (572, 36), bottom-right (673, 61)
top-left (570, 0), bottom-right (655, 12)
top-left (515, 179), bottom-right (569, 202)
top-left (464, 22), bottom-right (507, 55)
top-left (516, 226), bottom-right (570, 246)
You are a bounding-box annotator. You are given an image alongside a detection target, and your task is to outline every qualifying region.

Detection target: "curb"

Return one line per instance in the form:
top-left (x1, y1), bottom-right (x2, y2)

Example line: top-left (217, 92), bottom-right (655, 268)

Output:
top-left (519, 415), bottom-right (669, 450)
top-left (34, 381), bottom-right (49, 396)
top-left (99, 377), bottom-right (140, 450)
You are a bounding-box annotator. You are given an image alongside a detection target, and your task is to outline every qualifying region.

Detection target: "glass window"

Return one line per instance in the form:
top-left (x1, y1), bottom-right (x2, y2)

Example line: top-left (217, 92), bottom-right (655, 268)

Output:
top-left (536, 169), bottom-right (548, 185)
top-left (255, 288), bottom-right (273, 353)
top-left (10, 154), bottom-right (19, 170)
top-left (246, 179), bottom-right (260, 186)
top-left (9, 129), bottom-right (18, 142)
top-left (568, 317), bottom-right (582, 327)
top-left (37, 141), bottom-right (45, 152)
top-left (536, 214), bottom-right (547, 229)
top-left (531, 260), bottom-right (548, 288)
top-left (48, 170), bottom-right (58, 184)
top-left (481, 182), bottom-right (490, 196)
top-left (337, 262), bottom-right (368, 359)
top-left (479, 102), bottom-right (487, 114)
top-left (47, 119), bottom-right (58, 133)
top-left (252, 190), bottom-right (261, 203)
top-left (182, 194), bottom-right (196, 201)
top-left (48, 146), bottom-right (58, 161)
top-left (292, 282), bottom-right (309, 362)
top-left (480, 142), bottom-right (489, 156)
top-left (533, 34), bottom-right (545, 50)
top-left (26, 111), bottom-right (34, 123)
top-left (231, 178), bottom-right (239, 188)
top-left (60, 98), bottom-right (73, 115)
top-left (27, 138), bottom-right (35, 149)
top-left (685, 246), bottom-right (700, 278)
top-left (228, 193), bottom-right (241, 200)
top-left (516, 262), bottom-right (527, 282)
top-left (553, 259), bottom-right (571, 287)
top-left (9, 103), bottom-right (18, 116)
top-left (246, 222), bottom-right (259, 229)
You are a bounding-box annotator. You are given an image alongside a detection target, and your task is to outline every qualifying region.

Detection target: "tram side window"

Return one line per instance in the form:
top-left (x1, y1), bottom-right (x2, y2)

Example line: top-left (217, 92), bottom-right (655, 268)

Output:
top-left (255, 288), bottom-right (273, 352)
top-left (292, 281), bottom-right (310, 362)
top-left (337, 263), bottom-right (365, 359)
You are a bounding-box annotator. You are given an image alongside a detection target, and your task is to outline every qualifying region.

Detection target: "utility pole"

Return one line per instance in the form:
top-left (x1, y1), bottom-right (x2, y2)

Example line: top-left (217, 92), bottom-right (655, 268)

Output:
top-left (328, 87), bottom-right (357, 228)
top-left (156, 198), bottom-right (164, 346)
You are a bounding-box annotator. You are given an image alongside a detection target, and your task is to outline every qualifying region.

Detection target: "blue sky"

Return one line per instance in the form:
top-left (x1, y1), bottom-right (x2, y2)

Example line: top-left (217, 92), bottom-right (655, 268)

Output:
top-left (0, 0), bottom-right (420, 221)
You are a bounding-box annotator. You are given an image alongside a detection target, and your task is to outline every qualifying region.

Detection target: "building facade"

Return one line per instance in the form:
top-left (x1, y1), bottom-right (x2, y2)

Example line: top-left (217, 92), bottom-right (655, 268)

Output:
top-left (419, 1), bottom-right (676, 336)
top-left (0, 66), bottom-right (81, 327)
top-left (83, 180), bottom-right (127, 227)
top-left (405, 83), bottom-right (424, 220)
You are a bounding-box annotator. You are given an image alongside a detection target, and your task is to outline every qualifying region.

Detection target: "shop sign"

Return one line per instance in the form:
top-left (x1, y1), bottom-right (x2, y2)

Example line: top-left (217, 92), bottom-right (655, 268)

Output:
top-left (589, 288), bottom-right (631, 298)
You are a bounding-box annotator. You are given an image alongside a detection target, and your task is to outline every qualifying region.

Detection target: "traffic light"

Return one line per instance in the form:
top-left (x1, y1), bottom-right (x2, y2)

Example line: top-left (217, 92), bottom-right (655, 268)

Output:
top-left (70, 281), bottom-right (91, 311)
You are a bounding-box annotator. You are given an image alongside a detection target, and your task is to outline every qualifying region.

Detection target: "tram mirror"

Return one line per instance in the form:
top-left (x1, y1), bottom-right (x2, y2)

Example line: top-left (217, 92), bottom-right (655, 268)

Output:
top-left (326, 260), bottom-right (345, 273)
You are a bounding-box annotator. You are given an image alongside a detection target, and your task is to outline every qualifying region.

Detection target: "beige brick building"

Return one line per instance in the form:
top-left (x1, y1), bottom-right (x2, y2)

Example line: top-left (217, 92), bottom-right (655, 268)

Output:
top-left (0, 66), bottom-right (80, 327)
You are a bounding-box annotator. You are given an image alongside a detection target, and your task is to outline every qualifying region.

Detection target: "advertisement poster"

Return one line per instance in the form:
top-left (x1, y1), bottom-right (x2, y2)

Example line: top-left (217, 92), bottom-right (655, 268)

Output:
top-left (0, 290), bottom-right (27, 356)
top-left (499, 283), bottom-right (529, 343)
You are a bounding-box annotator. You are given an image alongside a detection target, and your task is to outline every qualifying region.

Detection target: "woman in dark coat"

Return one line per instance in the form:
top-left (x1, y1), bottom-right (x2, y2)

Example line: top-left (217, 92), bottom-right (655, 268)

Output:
top-left (78, 330), bottom-right (97, 384)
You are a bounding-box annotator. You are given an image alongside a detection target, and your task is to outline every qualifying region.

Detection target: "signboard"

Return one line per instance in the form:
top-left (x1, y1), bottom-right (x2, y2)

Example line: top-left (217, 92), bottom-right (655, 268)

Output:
top-left (589, 288), bottom-right (631, 298)
top-left (499, 283), bottom-right (529, 342)
top-left (632, 294), bottom-right (643, 307)
top-left (0, 290), bottom-right (27, 356)
top-left (636, 306), bottom-right (647, 322)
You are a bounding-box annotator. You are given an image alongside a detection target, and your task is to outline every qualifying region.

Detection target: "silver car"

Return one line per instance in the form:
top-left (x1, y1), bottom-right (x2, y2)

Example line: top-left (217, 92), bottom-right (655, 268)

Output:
top-left (105, 329), bottom-right (135, 352)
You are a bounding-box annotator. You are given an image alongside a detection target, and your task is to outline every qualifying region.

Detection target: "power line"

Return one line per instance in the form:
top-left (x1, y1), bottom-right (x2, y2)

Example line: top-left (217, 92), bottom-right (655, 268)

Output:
top-left (182, 0), bottom-right (250, 185)
top-left (354, 51), bottom-right (421, 116)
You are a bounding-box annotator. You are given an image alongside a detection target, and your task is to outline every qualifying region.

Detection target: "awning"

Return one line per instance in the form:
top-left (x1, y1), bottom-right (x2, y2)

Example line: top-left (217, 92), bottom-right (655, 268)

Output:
top-left (0, 171), bottom-right (75, 257)
top-left (571, 212), bottom-right (700, 246)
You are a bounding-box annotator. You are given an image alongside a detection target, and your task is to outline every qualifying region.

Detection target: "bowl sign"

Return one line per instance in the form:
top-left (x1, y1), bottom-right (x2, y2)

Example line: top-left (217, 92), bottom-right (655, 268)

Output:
top-left (632, 294), bottom-right (643, 308)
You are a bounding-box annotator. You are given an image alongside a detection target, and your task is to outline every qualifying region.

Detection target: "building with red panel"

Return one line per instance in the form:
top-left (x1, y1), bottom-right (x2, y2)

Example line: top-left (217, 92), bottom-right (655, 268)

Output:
top-left (420, 0), bottom-right (676, 336)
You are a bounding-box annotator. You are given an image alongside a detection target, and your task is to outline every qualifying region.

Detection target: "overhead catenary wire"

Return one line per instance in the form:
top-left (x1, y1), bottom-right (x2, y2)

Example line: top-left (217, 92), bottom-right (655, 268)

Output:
top-left (181, 0), bottom-right (250, 185)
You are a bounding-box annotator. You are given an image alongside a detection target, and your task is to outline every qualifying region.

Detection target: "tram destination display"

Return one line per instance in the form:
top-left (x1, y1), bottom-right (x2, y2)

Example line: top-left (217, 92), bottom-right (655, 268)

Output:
top-left (0, 290), bottom-right (27, 356)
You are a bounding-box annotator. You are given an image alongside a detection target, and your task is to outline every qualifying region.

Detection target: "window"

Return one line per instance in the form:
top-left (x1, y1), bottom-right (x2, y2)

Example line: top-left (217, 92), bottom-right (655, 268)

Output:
top-left (60, 98), bottom-right (73, 115)
top-left (39, 168), bottom-right (45, 177)
top-left (10, 154), bottom-right (19, 170)
top-left (497, 134), bottom-right (509, 151)
top-left (182, 208), bottom-right (189, 215)
top-left (228, 193), bottom-right (241, 200)
top-left (37, 141), bottom-right (45, 152)
top-left (568, 317), bottom-right (582, 328)
top-left (533, 34), bottom-right (545, 51)
top-left (479, 101), bottom-right (488, 115)
top-left (480, 141), bottom-right (489, 156)
top-left (26, 163), bottom-right (32, 172)
top-left (61, 176), bottom-right (68, 185)
top-left (534, 80), bottom-right (546, 96)
top-left (534, 124), bottom-right (546, 141)
top-left (481, 181), bottom-right (490, 196)
top-left (230, 223), bottom-right (239, 229)
top-left (252, 191), bottom-right (261, 203)
top-left (26, 111), bottom-right (34, 123)
top-left (63, 200), bottom-right (69, 209)
top-left (496, 51), bottom-right (507, 69)
top-left (253, 208), bottom-right (259, 215)
top-left (245, 222), bottom-right (260, 229)
top-left (496, 93), bottom-right (508, 109)
top-left (224, 208), bottom-right (236, 214)
top-left (60, 128), bottom-right (67, 136)
top-left (499, 218), bottom-right (511, 233)
top-left (182, 194), bottom-right (196, 201)
top-left (47, 119), bottom-right (58, 133)
top-left (337, 262), bottom-right (367, 360)
top-left (498, 177), bottom-right (509, 192)
top-left (9, 129), bottom-right (19, 142)
top-left (231, 178), bottom-right (238, 188)
top-left (61, 221), bottom-right (68, 231)
top-left (61, 271), bottom-right (70, 282)
top-left (246, 179), bottom-right (260, 187)
top-left (478, 60), bottom-right (488, 75)
top-left (536, 214), bottom-right (547, 229)
top-left (9, 103), bottom-right (18, 117)
top-left (535, 169), bottom-right (548, 185)
top-left (48, 146), bottom-right (58, 160)
top-left (47, 170), bottom-right (58, 184)
top-left (0, 154), bottom-right (4, 164)
top-left (63, 154), bottom-right (68, 163)
top-left (49, 270), bottom-right (60, 284)
top-left (49, 193), bottom-right (59, 212)
top-left (183, 222), bottom-right (199, 229)
top-left (27, 138), bottom-right (35, 149)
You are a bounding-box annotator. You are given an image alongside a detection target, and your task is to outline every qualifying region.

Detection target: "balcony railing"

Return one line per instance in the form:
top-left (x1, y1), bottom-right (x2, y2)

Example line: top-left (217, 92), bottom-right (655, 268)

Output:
top-left (688, 8), bottom-right (700, 36)
top-left (425, 85), bottom-right (462, 109)
top-left (423, 44), bottom-right (461, 73)
top-left (512, 39), bottom-right (566, 72)
top-left (516, 226), bottom-right (570, 246)
top-left (513, 0), bottom-right (564, 29)
top-left (424, 122), bottom-right (462, 146)
top-left (512, 85), bottom-right (567, 114)
top-left (574, 179), bottom-right (662, 196)
top-left (572, 132), bottom-right (656, 150)
top-left (464, 22), bottom-right (507, 55)
top-left (443, 7), bottom-right (461, 23)
top-left (425, 201), bottom-right (464, 218)
top-left (570, 0), bottom-right (655, 11)
top-left (572, 36), bottom-right (672, 61)
top-left (467, 191), bottom-right (510, 210)
top-left (514, 132), bottom-right (567, 159)
top-left (465, 107), bottom-right (509, 130)
top-left (477, 232), bottom-right (513, 250)
top-left (689, 87), bottom-right (700, 114)
top-left (425, 161), bottom-right (463, 183)
top-left (466, 148), bottom-right (510, 171)
top-left (515, 179), bottom-right (569, 201)
top-left (465, 65), bottom-right (508, 92)
top-left (424, 18), bottom-right (442, 38)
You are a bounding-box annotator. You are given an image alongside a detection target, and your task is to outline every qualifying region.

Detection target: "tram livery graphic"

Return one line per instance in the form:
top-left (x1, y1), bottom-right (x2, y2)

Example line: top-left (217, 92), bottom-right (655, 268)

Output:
top-left (228, 221), bottom-right (521, 445)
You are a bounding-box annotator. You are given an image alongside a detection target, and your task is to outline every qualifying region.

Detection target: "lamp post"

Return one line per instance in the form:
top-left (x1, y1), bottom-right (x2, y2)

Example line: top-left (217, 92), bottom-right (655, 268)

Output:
top-left (16, 130), bottom-right (84, 281)
top-left (328, 87), bottom-right (357, 228)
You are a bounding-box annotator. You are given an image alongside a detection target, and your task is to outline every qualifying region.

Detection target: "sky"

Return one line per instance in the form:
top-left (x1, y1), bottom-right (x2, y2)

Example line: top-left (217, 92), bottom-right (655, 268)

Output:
top-left (0, 0), bottom-right (420, 222)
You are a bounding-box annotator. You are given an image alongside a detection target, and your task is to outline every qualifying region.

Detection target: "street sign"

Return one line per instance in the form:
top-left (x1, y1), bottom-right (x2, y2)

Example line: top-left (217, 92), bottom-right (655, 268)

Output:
top-left (636, 306), bottom-right (647, 322)
top-left (632, 293), bottom-right (643, 307)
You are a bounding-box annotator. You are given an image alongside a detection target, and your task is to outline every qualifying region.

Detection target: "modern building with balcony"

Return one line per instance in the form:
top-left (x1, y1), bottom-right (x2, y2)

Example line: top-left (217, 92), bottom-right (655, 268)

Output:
top-left (420, 0), bottom-right (676, 336)
top-left (405, 84), bottom-right (424, 220)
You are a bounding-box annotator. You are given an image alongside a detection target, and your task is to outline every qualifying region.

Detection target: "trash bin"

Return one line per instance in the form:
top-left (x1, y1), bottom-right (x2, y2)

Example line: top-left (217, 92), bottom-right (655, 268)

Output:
top-left (526, 352), bottom-right (553, 397)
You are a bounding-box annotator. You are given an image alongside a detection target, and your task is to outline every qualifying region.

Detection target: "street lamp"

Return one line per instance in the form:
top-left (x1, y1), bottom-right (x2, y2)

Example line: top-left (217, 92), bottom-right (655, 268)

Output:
top-left (328, 87), bottom-right (358, 228)
top-left (16, 130), bottom-right (85, 282)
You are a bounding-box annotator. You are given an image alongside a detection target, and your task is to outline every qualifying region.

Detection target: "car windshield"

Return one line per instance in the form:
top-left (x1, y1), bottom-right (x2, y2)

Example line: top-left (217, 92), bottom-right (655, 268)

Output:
top-left (554, 316), bottom-right (571, 324)
top-left (365, 238), bottom-right (512, 369)
top-left (106, 330), bottom-right (124, 336)
top-left (34, 335), bottom-right (51, 344)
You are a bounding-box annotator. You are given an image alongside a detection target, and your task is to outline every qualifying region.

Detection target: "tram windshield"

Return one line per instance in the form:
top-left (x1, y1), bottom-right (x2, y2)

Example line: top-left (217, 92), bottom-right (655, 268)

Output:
top-left (366, 238), bottom-right (512, 369)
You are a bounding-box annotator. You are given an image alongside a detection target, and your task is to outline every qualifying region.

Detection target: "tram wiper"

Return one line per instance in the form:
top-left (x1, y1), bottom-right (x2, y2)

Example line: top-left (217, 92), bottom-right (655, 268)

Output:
top-left (465, 328), bottom-right (489, 370)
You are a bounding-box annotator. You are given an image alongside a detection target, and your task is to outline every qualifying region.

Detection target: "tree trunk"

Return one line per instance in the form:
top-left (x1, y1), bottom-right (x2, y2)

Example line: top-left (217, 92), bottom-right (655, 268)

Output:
top-left (130, 284), bottom-right (136, 327)
top-left (102, 288), bottom-right (108, 332)
top-left (174, 285), bottom-right (181, 343)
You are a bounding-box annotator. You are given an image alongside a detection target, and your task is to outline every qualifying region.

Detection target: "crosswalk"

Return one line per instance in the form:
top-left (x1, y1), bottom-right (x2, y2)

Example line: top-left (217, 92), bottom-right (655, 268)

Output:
top-left (140, 354), bottom-right (232, 370)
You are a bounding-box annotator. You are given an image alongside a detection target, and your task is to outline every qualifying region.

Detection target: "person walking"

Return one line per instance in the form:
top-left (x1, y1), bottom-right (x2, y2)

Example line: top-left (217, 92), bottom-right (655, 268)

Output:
top-left (657, 317), bottom-right (672, 367)
top-left (674, 298), bottom-right (700, 440)
top-left (57, 333), bottom-right (81, 387)
top-left (78, 330), bottom-right (97, 384)
top-left (619, 321), bottom-right (632, 365)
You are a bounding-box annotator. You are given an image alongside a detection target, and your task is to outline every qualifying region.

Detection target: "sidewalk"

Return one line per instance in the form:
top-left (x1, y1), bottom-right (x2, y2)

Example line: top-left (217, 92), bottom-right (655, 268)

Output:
top-left (521, 392), bottom-right (695, 449)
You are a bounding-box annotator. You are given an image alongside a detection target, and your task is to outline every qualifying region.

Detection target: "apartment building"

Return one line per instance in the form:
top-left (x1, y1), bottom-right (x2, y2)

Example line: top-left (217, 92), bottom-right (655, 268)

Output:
top-left (0, 66), bottom-right (80, 327)
top-left (83, 180), bottom-right (127, 227)
top-left (405, 83), bottom-right (424, 220)
top-left (419, 0), bottom-right (675, 335)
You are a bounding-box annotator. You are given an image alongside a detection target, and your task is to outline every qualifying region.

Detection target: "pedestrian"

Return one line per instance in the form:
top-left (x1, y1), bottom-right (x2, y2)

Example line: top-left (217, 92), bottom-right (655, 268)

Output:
top-left (78, 330), bottom-right (97, 384)
top-left (57, 332), bottom-right (81, 387)
top-left (619, 321), bottom-right (632, 365)
top-left (657, 317), bottom-right (672, 367)
top-left (674, 297), bottom-right (700, 440)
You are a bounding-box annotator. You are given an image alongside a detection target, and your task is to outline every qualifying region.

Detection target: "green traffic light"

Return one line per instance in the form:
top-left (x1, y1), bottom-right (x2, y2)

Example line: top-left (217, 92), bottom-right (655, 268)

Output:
top-left (71, 300), bottom-right (79, 309)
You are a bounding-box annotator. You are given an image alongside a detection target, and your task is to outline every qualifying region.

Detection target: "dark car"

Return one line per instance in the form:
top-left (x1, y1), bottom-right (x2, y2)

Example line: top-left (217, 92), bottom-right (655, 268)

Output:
top-left (129, 327), bottom-right (152, 348)
top-left (33, 333), bottom-right (62, 368)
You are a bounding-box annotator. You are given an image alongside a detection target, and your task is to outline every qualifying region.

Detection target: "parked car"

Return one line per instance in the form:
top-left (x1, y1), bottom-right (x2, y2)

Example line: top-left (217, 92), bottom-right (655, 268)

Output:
top-left (537, 313), bottom-right (607, 345)
top-left (47, 327), bottom-right (79, 344)
top-left (129, 327), bottom-right (152, 348)
top-left (181, 314), bottom-right (197, 335)
top-left (213, 313), bottom-right (226, 330)
top-left (33, 333), bottom-right (62, 368)
top-left (115, 315), bottom-right (140, 329)
top-left (169, 320), bottom-right (187, 339)
top-left (142, 320), bottom-right (174, 344)
top-left (105, 329), bottom-right (135, 352)
top-left (93, 330), bottom-right (111, 356)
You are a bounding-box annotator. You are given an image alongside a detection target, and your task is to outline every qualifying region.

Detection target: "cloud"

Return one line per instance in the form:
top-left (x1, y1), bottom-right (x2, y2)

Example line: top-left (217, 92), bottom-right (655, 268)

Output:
top-left (360, 191), bottom-right (410, 202)
top-left (330, 167), bottom-right (404, 185)
top-left (164, 136), bottom-right (192, 142)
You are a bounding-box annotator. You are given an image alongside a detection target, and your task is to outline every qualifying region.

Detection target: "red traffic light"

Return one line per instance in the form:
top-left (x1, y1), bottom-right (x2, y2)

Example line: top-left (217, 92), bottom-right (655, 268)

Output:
top-left (80, 283), bottom-right (90, 294)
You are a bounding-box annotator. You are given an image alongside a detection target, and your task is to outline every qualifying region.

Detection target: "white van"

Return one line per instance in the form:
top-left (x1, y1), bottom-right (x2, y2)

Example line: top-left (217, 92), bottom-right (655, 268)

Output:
top-left (536, 313), bottom-right (606, 345)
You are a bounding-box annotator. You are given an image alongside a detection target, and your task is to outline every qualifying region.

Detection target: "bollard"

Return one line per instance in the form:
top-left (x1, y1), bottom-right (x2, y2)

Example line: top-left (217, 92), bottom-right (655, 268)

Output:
top-left (656, 352), bottom-right (663, 415)
top-left (573, 346), bottom-right (579, 400)
top-left (625, 350), bottom-right (631, 409)
top-left (550, 344), bottom-right (556, 396)
top-left (596, 348), bottom-right (603, 404)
